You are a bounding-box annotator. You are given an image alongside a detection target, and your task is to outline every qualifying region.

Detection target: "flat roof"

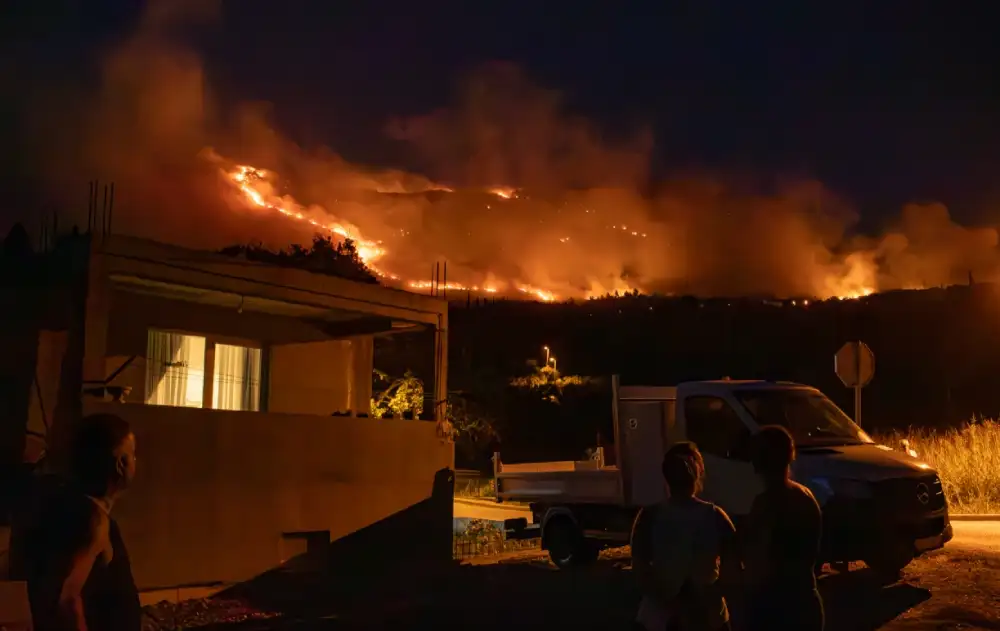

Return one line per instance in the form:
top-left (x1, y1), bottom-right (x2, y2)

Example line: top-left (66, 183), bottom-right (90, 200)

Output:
top-left (94, 235), bottom-right (447, 327)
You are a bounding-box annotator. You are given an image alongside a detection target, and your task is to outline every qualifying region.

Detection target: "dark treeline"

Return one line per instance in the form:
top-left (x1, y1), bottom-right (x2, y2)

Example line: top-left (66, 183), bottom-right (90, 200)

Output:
top-left (454, 285), bottom-right (1000, 429)
top-left (379, 283), bottom-right (1000, 468)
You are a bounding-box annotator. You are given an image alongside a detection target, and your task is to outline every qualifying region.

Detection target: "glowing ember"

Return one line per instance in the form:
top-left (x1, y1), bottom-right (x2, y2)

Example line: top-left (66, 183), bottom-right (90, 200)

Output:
top-left (837, 288), bottom-right (875, 300)
top-left (489, 186), bottom-right (517, 199)
top-left (408, 280), bottom-right (498, 294)
top-left (517, 285), bottom-right (558, 302)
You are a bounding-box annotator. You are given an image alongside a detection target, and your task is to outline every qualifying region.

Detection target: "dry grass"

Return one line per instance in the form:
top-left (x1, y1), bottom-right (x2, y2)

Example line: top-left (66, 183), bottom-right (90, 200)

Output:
top-left (876, 419), bottom-right (1000, 514)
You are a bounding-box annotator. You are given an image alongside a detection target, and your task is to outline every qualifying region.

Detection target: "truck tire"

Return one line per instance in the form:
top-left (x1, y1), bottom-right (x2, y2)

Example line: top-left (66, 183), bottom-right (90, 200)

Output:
top-left (545, 518), bottom-right (599, 569)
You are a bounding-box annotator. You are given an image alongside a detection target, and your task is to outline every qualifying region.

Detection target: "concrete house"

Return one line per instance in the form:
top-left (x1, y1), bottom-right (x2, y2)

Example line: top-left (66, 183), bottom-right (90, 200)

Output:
top-left (5, 232), bottom-right (454, 599)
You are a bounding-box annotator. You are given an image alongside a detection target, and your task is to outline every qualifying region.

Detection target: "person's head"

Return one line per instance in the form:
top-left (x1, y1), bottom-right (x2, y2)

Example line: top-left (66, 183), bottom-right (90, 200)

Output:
top-left (70, 413), bottom-right (136, 498)
top-left (661, 441), bottom-right (705, 498)
top-left (752, 425), bottom-right (795, 483)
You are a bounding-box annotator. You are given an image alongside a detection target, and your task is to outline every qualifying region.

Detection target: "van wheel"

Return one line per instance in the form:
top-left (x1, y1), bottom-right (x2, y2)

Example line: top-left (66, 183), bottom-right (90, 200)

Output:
top-left (546, 519), bottom-right (598, 569)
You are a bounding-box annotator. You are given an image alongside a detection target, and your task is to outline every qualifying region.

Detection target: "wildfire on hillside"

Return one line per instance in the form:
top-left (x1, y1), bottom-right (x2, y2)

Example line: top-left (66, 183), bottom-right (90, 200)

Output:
top-left (23, 0), bottom-right (999, 305)
top-left (223, 161), bottom-right (879, 303)
top-left (226, 163), bottom-right (568, 300)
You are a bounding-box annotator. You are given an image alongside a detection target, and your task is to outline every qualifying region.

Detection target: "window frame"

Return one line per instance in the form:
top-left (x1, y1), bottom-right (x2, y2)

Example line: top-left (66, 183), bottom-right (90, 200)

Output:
top-left (144, 328), bottom-right (265, 411)
top-left (682, 395), bottom-right (754, 461)
top-left (211, 342), bottom-right (265, 412)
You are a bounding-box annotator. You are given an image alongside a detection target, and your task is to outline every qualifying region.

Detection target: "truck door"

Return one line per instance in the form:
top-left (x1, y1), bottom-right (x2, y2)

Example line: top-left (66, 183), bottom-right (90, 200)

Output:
top-left (678, 392), bottom-right (762, 517)
top-left (618, 396), bottom-right (673, 506)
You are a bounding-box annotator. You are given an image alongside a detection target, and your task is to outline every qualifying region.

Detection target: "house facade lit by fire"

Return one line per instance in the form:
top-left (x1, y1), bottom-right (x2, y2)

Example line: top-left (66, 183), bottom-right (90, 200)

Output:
top-left (2, 229), bottom-right (453, 598)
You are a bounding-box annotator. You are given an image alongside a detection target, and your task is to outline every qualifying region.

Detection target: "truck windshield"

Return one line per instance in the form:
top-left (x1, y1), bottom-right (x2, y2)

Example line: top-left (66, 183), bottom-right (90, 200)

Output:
top-left (735, 389), bottom-right (874, 446)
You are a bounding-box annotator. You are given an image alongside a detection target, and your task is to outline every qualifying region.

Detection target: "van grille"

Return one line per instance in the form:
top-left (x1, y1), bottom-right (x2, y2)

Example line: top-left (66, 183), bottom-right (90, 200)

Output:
top-left (874, 474), bottom-right (946, 513)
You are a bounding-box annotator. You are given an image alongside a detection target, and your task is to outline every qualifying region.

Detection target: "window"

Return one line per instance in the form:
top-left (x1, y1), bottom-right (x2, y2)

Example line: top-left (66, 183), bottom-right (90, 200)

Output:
top-left (212, 343), bottom-right (263, 412)
top-left (736, 389), bottom-right (873, 447)
top-left (145, 330), bottom-right (206, 408)
top-left (684, 396), bottom-right (752, 460)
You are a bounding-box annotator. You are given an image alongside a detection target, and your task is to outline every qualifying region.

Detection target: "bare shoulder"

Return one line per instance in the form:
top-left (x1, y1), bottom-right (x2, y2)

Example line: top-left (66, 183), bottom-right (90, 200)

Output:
top-left (82, 500), bottom-right (112, 549)
top-left (788, 480), bottom-right (812, 496)
top-left (711, 504), bottom-right (736, 533)
top-left (788, 481), bottom-right (822, 513)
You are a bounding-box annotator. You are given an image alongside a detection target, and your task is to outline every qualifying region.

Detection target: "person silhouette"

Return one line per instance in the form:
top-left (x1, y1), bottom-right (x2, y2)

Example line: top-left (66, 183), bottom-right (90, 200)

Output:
top-left (9, 413), bottom-right (141, 631)
top-left (632, 442), bottom-right (740, 631)
top-left (744, 425), bottom-right (824, 631)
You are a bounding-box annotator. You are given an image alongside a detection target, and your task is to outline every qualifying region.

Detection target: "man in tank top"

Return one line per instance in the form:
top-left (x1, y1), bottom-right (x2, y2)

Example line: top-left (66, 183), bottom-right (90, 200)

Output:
top-left (9, 413), bottom-right (141, 631)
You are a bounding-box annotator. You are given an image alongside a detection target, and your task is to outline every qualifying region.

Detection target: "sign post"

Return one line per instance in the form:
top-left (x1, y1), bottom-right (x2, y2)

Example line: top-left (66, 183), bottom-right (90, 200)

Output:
top-left (834, 341), bottom-right (875, 425)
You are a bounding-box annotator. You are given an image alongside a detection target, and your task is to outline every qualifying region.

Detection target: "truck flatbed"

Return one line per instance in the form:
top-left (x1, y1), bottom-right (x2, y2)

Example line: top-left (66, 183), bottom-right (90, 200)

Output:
top-left (495, 456), bottom-right (622, 505)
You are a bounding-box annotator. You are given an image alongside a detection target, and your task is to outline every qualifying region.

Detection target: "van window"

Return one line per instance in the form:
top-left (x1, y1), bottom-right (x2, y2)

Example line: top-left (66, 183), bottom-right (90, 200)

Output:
top-left (684, 396), bottom-right (752, 460)
top-left (736, 388), bottom-right (873, 447)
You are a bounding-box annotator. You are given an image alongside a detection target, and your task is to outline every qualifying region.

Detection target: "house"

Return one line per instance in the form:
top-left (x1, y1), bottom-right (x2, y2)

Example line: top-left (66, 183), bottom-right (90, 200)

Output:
top-left (9, 233), bottom-right (454, 598)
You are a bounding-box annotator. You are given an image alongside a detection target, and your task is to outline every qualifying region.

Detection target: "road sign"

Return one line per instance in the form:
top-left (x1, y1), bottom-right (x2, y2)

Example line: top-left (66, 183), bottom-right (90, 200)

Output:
top-left (835, 341), bottom-right (875, 426)
top-left (835, 341), bottom-right (875, 388)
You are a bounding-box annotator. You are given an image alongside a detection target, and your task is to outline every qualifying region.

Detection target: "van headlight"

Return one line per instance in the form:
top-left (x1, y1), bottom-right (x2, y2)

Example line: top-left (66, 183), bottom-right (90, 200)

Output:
top-left (805, 477), bottom-right (874, 505)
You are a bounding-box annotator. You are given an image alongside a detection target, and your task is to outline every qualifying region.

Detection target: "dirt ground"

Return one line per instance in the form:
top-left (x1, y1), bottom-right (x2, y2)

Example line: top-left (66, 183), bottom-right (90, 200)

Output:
top-left (149, 523), bottom-right (1000, 631)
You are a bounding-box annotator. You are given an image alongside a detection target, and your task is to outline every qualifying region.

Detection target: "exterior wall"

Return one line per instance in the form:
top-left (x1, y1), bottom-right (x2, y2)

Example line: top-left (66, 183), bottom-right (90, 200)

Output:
top-left (269, 338), bottom-right (373, 416)
top-left (82, 401), bottom-right (453, 590)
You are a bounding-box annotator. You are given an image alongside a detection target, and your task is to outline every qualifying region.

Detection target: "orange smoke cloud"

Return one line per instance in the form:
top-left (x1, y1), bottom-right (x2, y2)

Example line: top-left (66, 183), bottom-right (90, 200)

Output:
top-left (24, 0), bottom-right (1000, 302)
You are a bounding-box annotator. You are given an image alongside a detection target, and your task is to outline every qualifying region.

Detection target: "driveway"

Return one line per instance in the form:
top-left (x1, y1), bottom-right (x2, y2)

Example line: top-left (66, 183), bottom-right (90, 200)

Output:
top-left (145, 521), bottom-right (1000, 630)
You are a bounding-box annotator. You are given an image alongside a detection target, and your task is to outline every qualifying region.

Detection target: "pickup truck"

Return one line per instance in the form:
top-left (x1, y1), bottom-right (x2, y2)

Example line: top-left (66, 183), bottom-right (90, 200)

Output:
top-left (494, 377), bottom-right (952, 577)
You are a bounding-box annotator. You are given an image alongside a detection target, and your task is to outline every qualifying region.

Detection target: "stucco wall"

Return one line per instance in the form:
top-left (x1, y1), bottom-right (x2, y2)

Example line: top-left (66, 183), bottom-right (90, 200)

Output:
top-left (82, 401), bottom-right (452, 590)
top-left (268, 339), bottom-right (373, 416)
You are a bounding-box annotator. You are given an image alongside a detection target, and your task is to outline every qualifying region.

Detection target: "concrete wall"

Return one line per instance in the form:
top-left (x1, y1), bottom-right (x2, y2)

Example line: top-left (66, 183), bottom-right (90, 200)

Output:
top-left (269, 338), bottom-right (373, 416)
top-left (82, 401), bottom-right (453, 590)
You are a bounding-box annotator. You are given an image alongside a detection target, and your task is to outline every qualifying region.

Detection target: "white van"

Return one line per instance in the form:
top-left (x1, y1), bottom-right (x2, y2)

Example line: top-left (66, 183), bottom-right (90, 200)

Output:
top-left (495, 377), bottom-right (952, 577)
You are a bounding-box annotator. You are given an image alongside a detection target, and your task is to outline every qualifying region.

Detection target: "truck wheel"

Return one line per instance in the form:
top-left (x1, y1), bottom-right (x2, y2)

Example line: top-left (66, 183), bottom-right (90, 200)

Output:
top-left (546, 519), bottom-right (598, 569)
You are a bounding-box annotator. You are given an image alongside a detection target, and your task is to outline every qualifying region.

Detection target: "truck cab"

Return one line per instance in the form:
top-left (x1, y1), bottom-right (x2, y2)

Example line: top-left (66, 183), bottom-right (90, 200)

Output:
top-left (496, 378), bottom-right (953, 576)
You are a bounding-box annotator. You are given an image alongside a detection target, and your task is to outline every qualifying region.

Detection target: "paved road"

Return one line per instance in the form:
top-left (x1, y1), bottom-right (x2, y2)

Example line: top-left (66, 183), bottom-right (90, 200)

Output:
top-left (156, 522), bottom-right (1000, 630)
top-left (947, 520), bottom-right (1000, 553)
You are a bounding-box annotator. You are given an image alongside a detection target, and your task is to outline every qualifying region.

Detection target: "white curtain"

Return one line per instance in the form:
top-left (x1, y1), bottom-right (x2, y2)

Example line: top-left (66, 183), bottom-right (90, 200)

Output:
top-left (145, 331), bottom-right (205, 407)
top-left (212, 344), bottom-right (262, 411)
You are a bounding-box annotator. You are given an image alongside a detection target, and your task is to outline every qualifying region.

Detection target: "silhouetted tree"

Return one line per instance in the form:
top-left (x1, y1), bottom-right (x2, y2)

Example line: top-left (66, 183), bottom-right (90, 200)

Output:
top-left (219, 234), bottom-right (378, 284)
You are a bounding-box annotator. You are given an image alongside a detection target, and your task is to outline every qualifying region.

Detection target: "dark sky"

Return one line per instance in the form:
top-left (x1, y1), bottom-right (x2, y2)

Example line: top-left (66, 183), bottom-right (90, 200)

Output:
top-left (3, 0), bottom-right (999, 229)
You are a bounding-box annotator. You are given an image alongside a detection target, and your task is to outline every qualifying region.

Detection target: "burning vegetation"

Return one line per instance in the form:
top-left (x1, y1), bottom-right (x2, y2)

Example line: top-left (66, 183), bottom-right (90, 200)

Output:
top-left (17, 0), bottom-right (1000, 303)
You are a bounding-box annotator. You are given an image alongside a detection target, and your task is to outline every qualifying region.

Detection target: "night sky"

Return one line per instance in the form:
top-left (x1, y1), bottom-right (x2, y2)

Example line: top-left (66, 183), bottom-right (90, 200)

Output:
top-left (2, 0), bottom-right (999, 230)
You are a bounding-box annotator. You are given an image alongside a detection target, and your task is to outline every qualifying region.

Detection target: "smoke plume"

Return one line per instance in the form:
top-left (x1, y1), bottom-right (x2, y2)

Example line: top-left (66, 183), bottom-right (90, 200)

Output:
top-left (24, 0), bottom-right (1000, 300)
